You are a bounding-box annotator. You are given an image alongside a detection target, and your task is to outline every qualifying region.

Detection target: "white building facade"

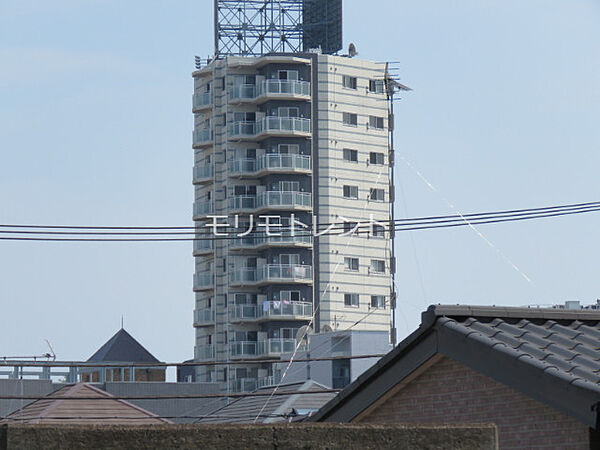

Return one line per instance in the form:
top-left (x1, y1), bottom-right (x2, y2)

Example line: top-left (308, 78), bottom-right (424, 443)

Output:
top-left (192, 52), bottom-right (395, 391)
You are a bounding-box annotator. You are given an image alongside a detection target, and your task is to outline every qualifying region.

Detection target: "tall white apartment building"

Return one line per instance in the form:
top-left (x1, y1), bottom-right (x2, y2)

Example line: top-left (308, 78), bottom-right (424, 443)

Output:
top-left (191, 52), bottom-right (396, 391)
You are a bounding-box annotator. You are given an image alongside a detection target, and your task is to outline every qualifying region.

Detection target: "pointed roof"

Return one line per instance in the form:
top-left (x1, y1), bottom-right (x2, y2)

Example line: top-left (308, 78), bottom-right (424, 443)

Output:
top-left (87, 328), bottom-right (160, 363)
top-left (1, 383), bottom-right (171, 425)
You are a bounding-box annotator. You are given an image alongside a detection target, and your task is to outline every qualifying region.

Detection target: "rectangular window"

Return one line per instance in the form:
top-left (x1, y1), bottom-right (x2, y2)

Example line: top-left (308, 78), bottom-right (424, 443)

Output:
top-left (344, 221), bottom-right (358, 234)
top-left (279, 181), bottom-right (300, 191)
top-left (280, 254), bottom-right (300, 265)
top-left (343, 148), bottom-right (358, 162)
top-left (371, 295), bottom-right (385, 308)
top-left (343, 112), bottom-right (358, 126)
top-left (342, 75), bottom-right (358, 89)
top-left (343, 185), bottom-right (358, 199)
top-left (344, 257), bottom-right (359, 271)
top-left (344, 293), bottom-right (359, 307)
top-left (371, 224), bottom-right (385, 238)
top-left (280, 290), bottom-right (301, 302)
top-left (278, 70), bottom-right (299, 81)
top-left (277, 144), bottom-right (300, 154)
top-left (371, 259), bottom-right (385, 273)
top-left (278, 107), bottom-right (299, 117)
top-left (370, 188), bottom-right (385, 201)
top-left (369, 116), bottom-right (385, 129)
top-left (369, 152), bottom-right (385, 165)
top-left (369, 79), bottom-right (384, 93)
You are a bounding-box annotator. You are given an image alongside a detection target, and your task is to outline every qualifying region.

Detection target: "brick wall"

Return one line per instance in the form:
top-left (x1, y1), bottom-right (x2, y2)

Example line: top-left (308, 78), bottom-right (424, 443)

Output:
top-left (357, 356), bottom-right (589, 450)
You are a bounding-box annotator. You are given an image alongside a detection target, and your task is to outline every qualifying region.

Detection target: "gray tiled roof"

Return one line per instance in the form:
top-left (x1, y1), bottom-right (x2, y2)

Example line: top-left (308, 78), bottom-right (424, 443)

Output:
top-left (87, 328), bottom-right (160, 363)
top-left (197, 380), bottom-right (335, 424)
top-left (311, 305), bottom-right (600, 427)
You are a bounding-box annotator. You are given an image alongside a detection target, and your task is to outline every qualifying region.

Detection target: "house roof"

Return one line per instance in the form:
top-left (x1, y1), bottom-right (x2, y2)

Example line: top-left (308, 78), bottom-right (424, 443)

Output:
top-left (87, 328), bottom-right (161, 363)
top-left (311, 305), bottom-right (600, 428)
top-left (1, 383), bottom-right (171, 425)
top-left (196, 380), bottom-right (336, 424)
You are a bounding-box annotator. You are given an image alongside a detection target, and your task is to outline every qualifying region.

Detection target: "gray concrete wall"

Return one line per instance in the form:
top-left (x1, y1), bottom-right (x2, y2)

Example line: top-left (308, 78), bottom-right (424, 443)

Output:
top-left (0, 423), bottom-right (498, 450)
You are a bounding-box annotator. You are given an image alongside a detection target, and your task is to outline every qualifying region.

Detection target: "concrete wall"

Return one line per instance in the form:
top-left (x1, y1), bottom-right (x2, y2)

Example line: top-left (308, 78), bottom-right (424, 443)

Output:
top-left (0, 423), bottom-right (497, 450)
top-left (357, 356), bottom-right (589, 450)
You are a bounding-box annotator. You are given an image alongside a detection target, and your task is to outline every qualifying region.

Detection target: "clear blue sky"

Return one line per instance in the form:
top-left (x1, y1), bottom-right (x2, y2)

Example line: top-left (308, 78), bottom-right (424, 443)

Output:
top-left (1, 0), bottom-right (599, 365)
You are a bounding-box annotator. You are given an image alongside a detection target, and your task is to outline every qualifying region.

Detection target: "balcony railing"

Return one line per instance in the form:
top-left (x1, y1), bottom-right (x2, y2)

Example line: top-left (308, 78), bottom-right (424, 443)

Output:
top-left (193, 272), bottom-right (214, 290)
top-left (192, 92), bottom-right (212, 109)
top-left (229, 232), bottom-right (311, 250)
top-left (193, 201), bottom-right (213, 217)
top-left (255, 191), bottom-right (312, 210)
top-left (229, 268), bottom-right (257, 285)
top-left (228, 121), bottom-right (256, 138)
top-left (193, 164), bottom-right (213, 184)
top-left (257, 375), bottom-right (281, 389)
top-left (228, 196), bottom-right (256, 211)
top-left (229, 339), bottom-right (304, 359)
top-left (228, 158), bottom-right (256, 175)
top-left (256, 117), bottom-right (311, 135)
top-left (193, 239), bottom-right (213, 255)
top-left (229, 84), bottom-right (256, 101)
top-left (258, 264), bottom-right (312, 283)
top-left (194, 308), bottom-right (215, 326)
top-left (229, 155), bottom-right (310, 177)
top-left (229, 301), bottom-right (313, 322)
top-left (195, 344), bottom-right (215, 361)
top-left (193, 128), bottom-right (213, 146)
top-left (229, 341), bottom-right (258, 358)
top-left (256, 80), bottom-right (310, 98)
top-left (229, 378), bottom-right (258, 393)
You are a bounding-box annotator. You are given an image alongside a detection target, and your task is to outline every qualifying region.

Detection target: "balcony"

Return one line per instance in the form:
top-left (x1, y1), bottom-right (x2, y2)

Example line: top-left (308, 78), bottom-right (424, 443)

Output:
top-left (193, 201), bottom-right (213, 219)
top-left (195, 344), bottom-right (215, 361)
top-left (194, 308), bottom-right (215, 326)
top-left (193, 239), bottom-right (213, 256)
top-left (256, 117), bottom-right (311, 137)
top-left (192, 164), bottom-right (213, 185)
top-left (229, 231), bottom-right (312, 251)
top-left (192, 92), bottom-right (212, 111)
top-left (229, 339), bottom-right (303, 359)
top-left (229, 378), bottom-right (258, 393)
top-left (228, 121), bottom-right (256, 139)
top-left (257, 264), bottom-right (313, 284)
top-left (229, 341), bottom-right (258, 359)
top-left (229, 154), bottom-right (311, 178)
top-left (255, 191), bottom-right (312, 211)
top-left (228, 196), bottom-right (256, 213)
top-left (229, 301), bottom-right (313, 323)
top-left (257, 375), bottom-right (281, 389)
top-left (229, 80), bottom-right (310, 104)
top-left (229, 268), bottom-right (257, 286)
top-left (193, 272), bottom-right (214, 291)
top-left (193, 128), bottom-right (213, 147)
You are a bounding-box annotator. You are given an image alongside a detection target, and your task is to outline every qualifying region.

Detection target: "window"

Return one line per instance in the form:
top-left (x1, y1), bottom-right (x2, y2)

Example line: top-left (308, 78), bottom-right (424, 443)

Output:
top-left (369, 79), bottom-right (384, 93)
top-left (280, 290), bottom-right (301, 302)
top-left (344, 257), bottom-right (359, 271)
top-left (279, 181), bottom-right (300, 191)
top-left (342, 75), bottom-right (357, 89)
top-left (369, 152), bottom-right (385, 165)
top-left (278, 70), bottom-right (299, 81)
top-left (280, 254), bottom-right (300, 265)
top-left (233, 185), bottom-right (256, 196)
top-left (233, 111), bottom-right (256, 122)
top-left (277, 144), bottom-right (299, 154)
top-left (371, 224), bottom-right (385, 238)
top-left (343, 185), bottom-right (358, 199)
top-left (343, 148), bottom-right (358, 162)
top-left (371, 295), bottom-right (385, 308)
top-left (369, 116), bottom-right (385, 129)
top-left (370, 188), bottom-right (385, 202)
top-left (371, 259), bottom-right (385, 273)
top-left (342, 112), bottom-right (358, 126)
top-left (343, 221), bottom-right (358, 234)
top-left (344, 293), bottom-right (359, 307)
top-left (278, 107), bottom-right (299, 117)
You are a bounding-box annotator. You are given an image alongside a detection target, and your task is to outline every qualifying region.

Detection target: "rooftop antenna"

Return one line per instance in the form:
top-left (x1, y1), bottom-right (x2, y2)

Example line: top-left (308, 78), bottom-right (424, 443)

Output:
top-left (44, 340), bottom-right (56, 361)
top-left (121, 315), bottom-right (124, 329)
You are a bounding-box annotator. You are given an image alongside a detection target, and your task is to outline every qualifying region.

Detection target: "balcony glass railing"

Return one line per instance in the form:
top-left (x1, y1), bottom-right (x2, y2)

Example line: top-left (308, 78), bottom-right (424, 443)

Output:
top-left (193, 128), bottom-right (213, 145)
top-left (259, 301), bottom-right (313, 319)
top-left (193, 164), bottom-right (213, 182)
top-left (255, 231), bottom-right (312, 247)
top-left (257, 154), bottom-right (310, 171)
top-left (195, 344), bottom-right (215, 361)
top-left (228, 196), bottom-right (256, 211)
top-left (229, 268), bottom-right (257, 284)
top-left (230, 341), bottom-right (258, 358)
top-left (229, 378), bottom-right (258, 393)
top-left (258, 264), bottom-right (312, 282)
top-left (193, 272), bottom-right (214, 289)
top-left (229, 84), bottom-right (256, 101)
top-left (256, 117), bottom-right (311, 134)
top-left (229, 304), bottom-right (258, 321)
top-left (193, 239), bottom-right (213, 254)
top-left (194, 308), bottom-right (215, 324)
top-left (228, 158), bottom-right (257, 175)
top-left (256, 80), bottom-right (310, 97)
top-left (229, 339), bottom-right (303, 358)
top-left (257, 375), bottom-right (281, 389)
top-left (193, 201), bottom-right (213, 216)
top-left (193, 92), bottom-right (212, 109)
top-left (228, 121), bottom-right (256, 137)
top-left (255, 191), bottom-right (312, 209)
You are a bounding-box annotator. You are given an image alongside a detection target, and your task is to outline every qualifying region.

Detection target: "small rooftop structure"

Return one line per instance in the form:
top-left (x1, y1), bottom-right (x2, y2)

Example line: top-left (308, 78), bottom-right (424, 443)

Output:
top-left (1, 383), bottom-right (171, 425)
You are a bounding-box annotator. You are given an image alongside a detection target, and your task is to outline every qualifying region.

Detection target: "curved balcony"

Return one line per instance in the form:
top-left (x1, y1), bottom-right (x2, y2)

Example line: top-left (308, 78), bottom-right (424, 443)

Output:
top-left (192, 164), bottom-right (213, 185)
top-left (257, 264), bottom-right (312, 285)
top-left (255, 191), bottom-right (312, 212)
top-left (256, 117), bottom-right (311, 137)
top-left (193, 239), bottom-right (214, 256)
top-left (193, 272), bottom-right (214, 291)
top-left (194, 308), bottom-right (215, 327)
top-left (229, 80), bottom-right (311, 104)
top-left (228, 154), bottom-right (311, 178)
top-left (229, 231), bottom-right (312, 251)
top-left (194, 344), bottom-right (215, 361)
top-left (193, 128), bottom-right (213, 148)
top-left (193, 201), bottom-right (214, 220)
top-left (229, 301), bottom-right (313, 323)
top-left (192, 92), bottom-right (212, 112)
top-left (228, 196), bottom-right (256, 213)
